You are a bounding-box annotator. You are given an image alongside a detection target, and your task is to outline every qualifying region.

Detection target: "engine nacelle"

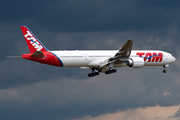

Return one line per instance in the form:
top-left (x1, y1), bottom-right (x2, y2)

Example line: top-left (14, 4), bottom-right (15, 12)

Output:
top-left (126, 57), bottom-right (144, 68)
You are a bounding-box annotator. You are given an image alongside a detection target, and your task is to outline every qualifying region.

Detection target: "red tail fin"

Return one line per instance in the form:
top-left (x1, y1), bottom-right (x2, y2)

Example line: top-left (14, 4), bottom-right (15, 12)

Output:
top-left (20, 25), bottom-right (48, 53)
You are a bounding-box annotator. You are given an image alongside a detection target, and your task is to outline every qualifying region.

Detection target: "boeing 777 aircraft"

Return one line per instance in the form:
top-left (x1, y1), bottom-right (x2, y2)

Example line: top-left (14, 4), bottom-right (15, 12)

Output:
top-left (15, 26), bottom-right (176, 77)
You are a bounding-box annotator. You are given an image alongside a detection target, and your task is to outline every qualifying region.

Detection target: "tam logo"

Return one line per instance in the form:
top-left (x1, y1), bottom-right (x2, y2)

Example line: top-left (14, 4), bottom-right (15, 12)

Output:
top-left (136, 52), bottom-right (163, 62)
top-left (24, 31), bottom-right (43, 51)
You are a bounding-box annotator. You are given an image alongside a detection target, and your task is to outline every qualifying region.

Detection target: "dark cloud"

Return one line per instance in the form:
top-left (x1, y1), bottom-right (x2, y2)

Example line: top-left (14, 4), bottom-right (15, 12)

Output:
top-left (1, 0), bottom-right (180, 32)
top-left (139, 0), bottom-right (180, 10)
top-left (0, 0), bottom-right (180, 120)
top-left (36, 0), bottom-right (176, 32)
top-left (0, 68), bottom-right (180, 120)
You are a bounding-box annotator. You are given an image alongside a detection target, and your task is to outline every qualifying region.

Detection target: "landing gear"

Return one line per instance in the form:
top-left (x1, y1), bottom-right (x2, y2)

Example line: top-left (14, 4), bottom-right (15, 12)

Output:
top-left (163, 70), bottom-right (167, 73)
top-left (88, 72), bottom-right (99, 77)
top-left (105, 68), bottom-right (117, 75)
top-left (88, 67), bottom-right (117, 77)
top-left (163, 64), bottom-right (169, 73)
top-left (88, 68), bottom-right (100, 77)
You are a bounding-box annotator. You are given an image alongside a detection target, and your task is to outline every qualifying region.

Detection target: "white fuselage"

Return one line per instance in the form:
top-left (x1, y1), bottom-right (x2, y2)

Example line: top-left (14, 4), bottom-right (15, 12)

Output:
top-left (51, 50), bottom-right (176, 67)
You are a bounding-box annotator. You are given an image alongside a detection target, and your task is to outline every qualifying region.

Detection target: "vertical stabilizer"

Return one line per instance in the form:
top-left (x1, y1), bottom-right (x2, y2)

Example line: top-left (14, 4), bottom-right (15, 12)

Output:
top-left (20, 25), bottom-right (48, 53)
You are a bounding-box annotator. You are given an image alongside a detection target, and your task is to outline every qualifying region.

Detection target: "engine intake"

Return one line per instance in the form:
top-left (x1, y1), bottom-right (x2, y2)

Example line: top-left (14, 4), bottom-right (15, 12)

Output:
top-left (126, 57), bottom-right (144, 68)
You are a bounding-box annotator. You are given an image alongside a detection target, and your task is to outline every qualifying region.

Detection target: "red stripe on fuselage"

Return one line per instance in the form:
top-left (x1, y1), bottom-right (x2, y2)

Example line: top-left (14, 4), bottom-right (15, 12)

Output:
top-left (22, 51), bottom-right (63, 67)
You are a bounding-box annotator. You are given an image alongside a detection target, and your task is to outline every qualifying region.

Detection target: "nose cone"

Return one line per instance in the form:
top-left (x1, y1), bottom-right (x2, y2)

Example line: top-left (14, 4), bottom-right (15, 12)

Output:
top-left (172, 56), bottom-right (176, 62)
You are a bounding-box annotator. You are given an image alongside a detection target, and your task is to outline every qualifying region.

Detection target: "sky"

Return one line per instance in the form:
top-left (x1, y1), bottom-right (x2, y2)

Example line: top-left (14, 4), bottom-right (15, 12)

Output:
top-left (1, 0), bottom-right (180, 120)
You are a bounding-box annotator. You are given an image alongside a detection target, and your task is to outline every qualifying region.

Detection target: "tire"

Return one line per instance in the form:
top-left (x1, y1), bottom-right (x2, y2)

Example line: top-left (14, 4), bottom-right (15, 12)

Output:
top-left (96, 72), bottom-right (99, 75)
top-left (105, 71), bottom-right (110, 74)
top-left (113, 69), bottom-right (117, 73)
top-left (92, 73), bottom-right (96, 76)
top-left (163, 70), bottom-right (167, 73)
top-left (88, 73), bottom-right (92, 77)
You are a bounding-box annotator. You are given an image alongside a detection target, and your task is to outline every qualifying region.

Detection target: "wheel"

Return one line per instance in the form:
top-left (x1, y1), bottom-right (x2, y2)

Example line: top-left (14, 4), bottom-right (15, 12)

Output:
top-left (110, 70), bottom-right (114, 73)
top-left (92, 72), bottom-right (96, 76)
top-left (105, 71), bottom-right (110, 74)
top-left (113, 69), bottom-right (117, 73)
top-left (88, 73), bottom-right (92, 77)
top-left (96, 72), bottom-right (99, 75)
top-left (163, 70), bottom-right (167, 73)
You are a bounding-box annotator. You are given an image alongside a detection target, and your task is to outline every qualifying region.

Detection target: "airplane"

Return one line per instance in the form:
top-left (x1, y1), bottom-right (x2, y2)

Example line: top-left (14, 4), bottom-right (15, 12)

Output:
top-left (12, 25), bottom-right (176, 77)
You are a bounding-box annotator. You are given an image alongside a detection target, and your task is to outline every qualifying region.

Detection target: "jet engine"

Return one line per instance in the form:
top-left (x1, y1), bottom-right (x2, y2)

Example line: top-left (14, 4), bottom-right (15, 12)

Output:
top-left (126, 57), bottom-right (144, 68)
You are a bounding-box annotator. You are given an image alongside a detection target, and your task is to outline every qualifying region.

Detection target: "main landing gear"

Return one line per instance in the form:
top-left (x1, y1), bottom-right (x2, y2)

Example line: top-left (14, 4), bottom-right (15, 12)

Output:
top-left (105, 68), bottom-right (117, 75)
top-left (88, 68), bottom-right (100, 77)
top-left (88, 67), bottom-right (117, 77)
top-left (163, 64), bottom-right (169, 73)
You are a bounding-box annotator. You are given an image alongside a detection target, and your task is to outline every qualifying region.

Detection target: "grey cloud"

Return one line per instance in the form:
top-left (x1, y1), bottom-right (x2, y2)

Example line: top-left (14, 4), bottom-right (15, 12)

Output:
top-left (172, 107), bottom-right (180, 118)
top-left (1, 0), bottom-right (180, 32)
top-left (0, 67), bottom-right (180, 120)
top-left (0, 0), bottom-right (180, 120)
top-left (38, 0), bottom-right (174, 32)
top-left (74, 105), bottom-right (180, 120)
top-left (139, 0), bottom-right (180, 10)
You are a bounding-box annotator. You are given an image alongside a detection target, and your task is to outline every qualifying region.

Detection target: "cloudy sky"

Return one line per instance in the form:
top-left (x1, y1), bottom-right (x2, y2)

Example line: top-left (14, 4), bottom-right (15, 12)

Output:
top-left (1, 0), bottom-right (180, 120)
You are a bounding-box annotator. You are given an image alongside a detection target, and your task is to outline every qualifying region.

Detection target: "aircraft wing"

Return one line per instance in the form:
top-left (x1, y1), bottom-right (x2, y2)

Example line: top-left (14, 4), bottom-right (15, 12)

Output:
top-left (114, 39), bottom-right (133, 59)
top-left (100, 39), bottom-right (133, 68)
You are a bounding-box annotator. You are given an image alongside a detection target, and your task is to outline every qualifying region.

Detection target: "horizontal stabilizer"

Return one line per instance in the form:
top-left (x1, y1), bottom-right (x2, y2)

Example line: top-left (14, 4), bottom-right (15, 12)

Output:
top-left (30, 51), bottom-right (44, 58)
top-left (6, 56), bottom-right (22, 58)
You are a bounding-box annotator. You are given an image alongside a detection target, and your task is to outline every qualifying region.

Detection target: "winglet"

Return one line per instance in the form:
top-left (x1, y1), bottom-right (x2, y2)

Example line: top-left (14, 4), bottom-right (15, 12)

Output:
top-left (20, 26), bottom-right (48, 53)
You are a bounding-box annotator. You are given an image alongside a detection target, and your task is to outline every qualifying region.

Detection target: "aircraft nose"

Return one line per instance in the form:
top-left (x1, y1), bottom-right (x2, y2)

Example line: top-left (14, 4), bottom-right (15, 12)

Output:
top-left (172, 56), bottom-right (176, 62)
